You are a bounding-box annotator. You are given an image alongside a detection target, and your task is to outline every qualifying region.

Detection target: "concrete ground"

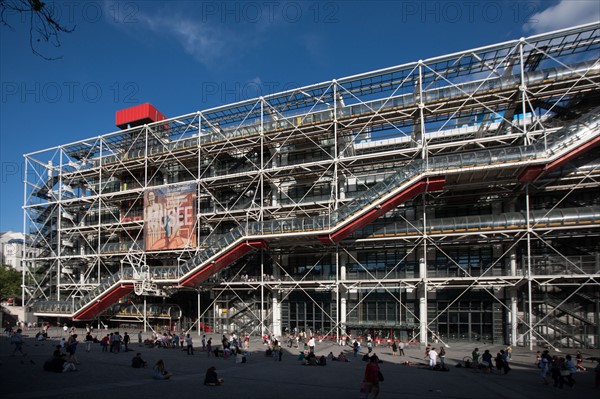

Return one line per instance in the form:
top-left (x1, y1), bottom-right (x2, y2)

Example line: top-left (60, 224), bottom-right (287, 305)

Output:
top-left (1, 330), bottom-right (598, 399)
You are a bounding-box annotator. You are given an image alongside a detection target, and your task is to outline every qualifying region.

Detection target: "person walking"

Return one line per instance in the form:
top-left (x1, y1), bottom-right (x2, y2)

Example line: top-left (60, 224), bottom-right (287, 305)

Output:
top-left (123, 332), bottom-right (130, 352)
top-left (472, 347), bottom-right (480, 367)
top-left (500, 349), bottom-right (511, 374)
top-left (10, 328), bottom-right (26, 356)
top-left (439, 346), bottom-right (446, 368)
top-left (101, 334), bottom-right (109, 352)
top-left (363, 355), bottom-right (382, 399)
top-left (563, 355), bottom-right (577, 387)
top-left (540, 350), bottom-right (551, 385)
top-left (85, 332), bottom-right (93, 352)
top-left (66, 334), bottom-right (79, 364)
top-left (110, 331), bottom-right (121, 353)
top-left (398, 341), bottom-right (405, 356)
top-left (575, 351), bottom-right (586, 371)
top-left (185, 333), bottom-right (194, 355)
top-left (206, 337), bottom-right (212, 356)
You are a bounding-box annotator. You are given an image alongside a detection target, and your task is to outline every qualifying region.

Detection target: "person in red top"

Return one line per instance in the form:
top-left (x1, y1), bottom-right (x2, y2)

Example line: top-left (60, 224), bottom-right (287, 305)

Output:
top-left (364, 355), bottom-right (381, 399)
top-left (100, 334), bottom-right (110, 352)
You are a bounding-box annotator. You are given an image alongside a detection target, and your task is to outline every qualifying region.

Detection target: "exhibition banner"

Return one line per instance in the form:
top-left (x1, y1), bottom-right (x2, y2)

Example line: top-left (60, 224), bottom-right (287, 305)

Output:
top-left (144, 183), bottom-right (197, 250)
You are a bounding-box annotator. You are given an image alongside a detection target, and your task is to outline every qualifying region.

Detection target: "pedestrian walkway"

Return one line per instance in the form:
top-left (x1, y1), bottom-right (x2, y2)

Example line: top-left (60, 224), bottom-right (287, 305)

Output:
top-left (1, 332), bottom-right (598, 398)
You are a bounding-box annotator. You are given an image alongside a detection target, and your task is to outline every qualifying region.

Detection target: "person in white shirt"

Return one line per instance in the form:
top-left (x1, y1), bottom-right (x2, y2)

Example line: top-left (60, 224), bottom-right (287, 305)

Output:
top-left (308, 337), bottom-right (316, 353)
top-left (428, 347), bottom-right (438, 369)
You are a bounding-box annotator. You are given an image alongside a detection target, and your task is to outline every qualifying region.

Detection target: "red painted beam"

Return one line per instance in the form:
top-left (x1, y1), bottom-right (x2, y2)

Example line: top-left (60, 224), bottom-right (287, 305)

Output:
top-left (318, 177), bottom-right (445, 245)
top-left (518, 165), bottom-right (545, 183)
top-left (181, 240), bottom-right (267, 287)
top-left (73, 283), bottom-right (134, 321)
top-left (519, 135), bottom-right (600, 183)
top-left (546, 135), bottom-right (600, 172)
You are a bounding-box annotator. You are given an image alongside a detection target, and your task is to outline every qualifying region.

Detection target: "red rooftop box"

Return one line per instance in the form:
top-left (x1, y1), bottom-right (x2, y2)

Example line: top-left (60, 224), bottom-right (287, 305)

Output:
top-left (116, 103), bottom-right (166, 129)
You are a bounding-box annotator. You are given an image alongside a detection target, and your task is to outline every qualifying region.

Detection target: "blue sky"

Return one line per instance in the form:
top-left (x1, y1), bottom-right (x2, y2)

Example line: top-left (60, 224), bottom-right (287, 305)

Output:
top-left (1, 0), bottom-right (599, 232)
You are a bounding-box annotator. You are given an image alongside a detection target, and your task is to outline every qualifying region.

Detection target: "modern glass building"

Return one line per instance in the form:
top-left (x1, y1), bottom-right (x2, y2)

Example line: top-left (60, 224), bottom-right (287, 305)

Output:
top-left (23, 23), bottom-right (600, 349)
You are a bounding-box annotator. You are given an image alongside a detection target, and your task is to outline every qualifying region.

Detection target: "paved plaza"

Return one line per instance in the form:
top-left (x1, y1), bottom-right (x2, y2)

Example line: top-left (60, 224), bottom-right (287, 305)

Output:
top-left (1, 330), bottom-right (598, 399)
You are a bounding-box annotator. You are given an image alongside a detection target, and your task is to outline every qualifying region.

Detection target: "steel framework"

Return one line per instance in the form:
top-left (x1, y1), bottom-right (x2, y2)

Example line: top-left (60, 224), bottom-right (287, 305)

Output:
top-left (23, 23), bottom-right (600, 348)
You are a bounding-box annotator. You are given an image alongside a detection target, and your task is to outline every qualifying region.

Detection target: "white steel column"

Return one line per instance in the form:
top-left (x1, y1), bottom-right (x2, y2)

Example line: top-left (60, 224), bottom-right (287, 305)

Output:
top-left (340, 296), bottom-right (347, 333)
top-left (510, 288), bottom-right (518, 347)
top-left (21, 157), bottom-right (28, 307)
top-left (196, 114), bottom-right (202, 248)
top-left (260, 250), bottom-right (265, 336)
top-left (509, 251), bottom-right (518, 346)
top-left (525, 185), bottom-right (534, 350)
top-left (419, 257), bottom-right (428, 346)
top-left (338, 248), bottom-right (347, 338)
top-left (519, 39), bottom-right (530, 145)
top-left (260, 98), bottom-right (264, 226)
top-left (340, 251), bottom-right (347, 280)
top-left (197, 290), bottom-right (201, 336)
top-left (272, 296), bottom-right (281, 337)
top-left (333, 81), bottom-right (339, 210)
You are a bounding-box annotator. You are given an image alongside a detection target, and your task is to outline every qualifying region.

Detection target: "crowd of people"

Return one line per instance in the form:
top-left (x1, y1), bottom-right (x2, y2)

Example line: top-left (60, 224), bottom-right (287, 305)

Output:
top-left (5, 323), bottom-right (600, 394)
top-left (536, 349), bottom-right (595, 388)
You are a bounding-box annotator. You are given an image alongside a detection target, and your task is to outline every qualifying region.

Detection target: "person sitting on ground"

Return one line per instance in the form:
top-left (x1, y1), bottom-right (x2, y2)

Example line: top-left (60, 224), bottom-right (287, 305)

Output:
top-left (153, 359), bottom-right (172, 380)
top-left (43, 345), bottom-right (66, 373)
top-left (131, 352), bottom-right (147, 368)
top-left (327, 351), bottom-right (335, 361)
top-left (62, 353), bottom-right (78, 372)
top-left (204, 366), bottom-right (224, 386)
top-left (304, 352), bottom-right (317, 365)
top-left (338, 352), bottom-right (348, 362)
top-left (318, 355), bottom-right (327, 366)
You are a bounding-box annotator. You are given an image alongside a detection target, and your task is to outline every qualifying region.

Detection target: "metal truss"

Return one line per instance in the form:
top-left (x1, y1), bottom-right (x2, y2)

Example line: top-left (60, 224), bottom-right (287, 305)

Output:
top-left (23, 23), bottom-right (600, 348)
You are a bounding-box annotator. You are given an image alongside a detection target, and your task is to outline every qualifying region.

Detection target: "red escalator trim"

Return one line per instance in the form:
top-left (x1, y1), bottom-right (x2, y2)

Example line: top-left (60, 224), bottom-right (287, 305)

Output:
top-left (181, 240), bottom-right (267, 287)
top-left (519, 135), bottom-right (600, 183)
top-left (73, 283), bottom-right (134, 321)
top-left (318, 177), bottom-right (445, 245)
top-left (546, 135), bottom-right (600, 172)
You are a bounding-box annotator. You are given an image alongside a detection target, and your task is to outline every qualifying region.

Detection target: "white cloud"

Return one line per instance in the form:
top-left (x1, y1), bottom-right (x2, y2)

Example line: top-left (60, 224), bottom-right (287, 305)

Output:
top-left (102, 1), bottom-right (266, 67)
top-left (523, 0), bottom-right (600, 34)
top-left (136, 12), bottom-right (234, 65)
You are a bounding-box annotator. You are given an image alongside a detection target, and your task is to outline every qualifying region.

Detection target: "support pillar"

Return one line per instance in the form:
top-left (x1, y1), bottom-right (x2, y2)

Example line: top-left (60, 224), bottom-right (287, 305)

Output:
top-left (418, 257), bottom-right (428, 346)
top-left (509, 288), bottom-right (518, 347)
top-left (272, 296), bottom-right (281, 337)
top-left (419, 284), bottom-right (428, 347)
top-left (340, 251), bottom-right (347, 280)
top-left (595, 298), bottom-right (599, 349)
top-left (197, 290), bottom-right (201, 336)
top-left (340, 296), bottom-right (347, 334)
